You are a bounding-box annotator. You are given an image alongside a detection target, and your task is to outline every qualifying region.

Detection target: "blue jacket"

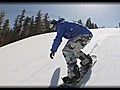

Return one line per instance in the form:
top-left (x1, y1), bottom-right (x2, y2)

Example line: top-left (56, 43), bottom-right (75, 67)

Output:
top-left (50, 19), bottom-right (92, 52)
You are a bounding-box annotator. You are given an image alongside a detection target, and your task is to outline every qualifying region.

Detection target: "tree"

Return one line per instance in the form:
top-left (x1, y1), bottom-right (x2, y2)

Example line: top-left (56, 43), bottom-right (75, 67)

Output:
top-left (11, 15), bottom-right (21, 43)
top-left (43, 13), bottom-right (50, 33)
top-left (94, 23), bottom-right (98, 29)
top-left (1, 19), bottom-right (10, 46)
top-left (13, 15), bottom-right (20, 33)
top-left (85, 18), bottom-right (98, 29)
top-left (34, 10), bottom-right (44, 35)
top-left (0, 19), bottom-right (10, 46)
top-left (18, 9), bottom-right (26, 35)
top-left (85, 18), bottom-right (91, 29)
top-left (3, 19), bottom-right (10, 32)
top-left (13, 9), bottom-right (26, 35)
top-left (12, 9), bottom-right (26, 41)
top-left (0, 11), bottom-right (5, 30)
top-left (21, 16), bottom-right (31, 38)
top-left (77, 19), bottom-right (83, 25)
top-left (0, 11), bottom-right (5, 46)
top-left (28, 16), bottom-right (35, 36)
top-left (89, 23), bottom-right (94, 29)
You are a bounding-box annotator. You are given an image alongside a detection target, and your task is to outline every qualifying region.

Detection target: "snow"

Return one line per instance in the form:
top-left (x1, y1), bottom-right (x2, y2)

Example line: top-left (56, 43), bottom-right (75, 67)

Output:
top-left (1, 28), bottom-right (120, 88)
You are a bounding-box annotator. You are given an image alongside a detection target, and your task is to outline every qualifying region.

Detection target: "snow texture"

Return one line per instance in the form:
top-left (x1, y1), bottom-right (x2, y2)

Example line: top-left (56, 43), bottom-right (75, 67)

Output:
top-left (0, 28), bottom-right (120, 88)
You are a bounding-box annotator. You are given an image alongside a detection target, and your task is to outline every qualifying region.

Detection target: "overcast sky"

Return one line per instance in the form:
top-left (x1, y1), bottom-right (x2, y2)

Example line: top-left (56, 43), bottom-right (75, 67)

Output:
top-left (0, 2), bottom-right (120, 28)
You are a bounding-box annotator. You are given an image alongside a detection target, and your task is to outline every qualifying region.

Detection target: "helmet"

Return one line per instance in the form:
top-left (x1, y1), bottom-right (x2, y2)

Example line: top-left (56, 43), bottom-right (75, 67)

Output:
top-left (58, 18), bottom-right (65, 22)
top-left (50, 18), bottom-right (65, 30)
top-left (51, 19), bottom-right (57, 25)
top-left (51, 18), bottom-right (65, 25)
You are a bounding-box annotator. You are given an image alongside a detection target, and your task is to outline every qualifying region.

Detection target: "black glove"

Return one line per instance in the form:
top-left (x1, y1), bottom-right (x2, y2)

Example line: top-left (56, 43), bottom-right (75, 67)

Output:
top-left (50, 52), bottom-right (55, 59)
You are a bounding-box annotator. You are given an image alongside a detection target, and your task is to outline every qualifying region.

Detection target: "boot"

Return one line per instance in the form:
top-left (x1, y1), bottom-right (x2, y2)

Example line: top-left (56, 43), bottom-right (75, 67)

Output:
top-left (72, 65), bottom-right (81, 82)
top-left (80, 54), bottom-right (92, 66)
top-left (87, 54), bottom-right (93, 66)
top-left (62, 65), bottom-right (80, 84)
top-left (62, 76), bottom-right (73, 84)
top-left (80, 54), bottom-right (93, 76)
top-left (80, 65), bottom-right (89, 76)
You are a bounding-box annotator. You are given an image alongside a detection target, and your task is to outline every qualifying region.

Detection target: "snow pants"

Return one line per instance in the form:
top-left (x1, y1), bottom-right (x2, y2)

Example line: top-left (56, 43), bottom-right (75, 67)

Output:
top-left (62, 34), bottom-right (93, 79)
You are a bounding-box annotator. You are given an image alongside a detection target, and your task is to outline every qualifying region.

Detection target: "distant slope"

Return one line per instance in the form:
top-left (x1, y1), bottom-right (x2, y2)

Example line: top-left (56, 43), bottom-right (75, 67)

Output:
top-left (0, 28), bottom-right (120, 88)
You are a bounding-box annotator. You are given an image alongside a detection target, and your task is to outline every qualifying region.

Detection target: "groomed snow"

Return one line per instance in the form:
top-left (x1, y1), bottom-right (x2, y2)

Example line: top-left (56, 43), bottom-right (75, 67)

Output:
top-left (1, 28), bottom-right (120, 88)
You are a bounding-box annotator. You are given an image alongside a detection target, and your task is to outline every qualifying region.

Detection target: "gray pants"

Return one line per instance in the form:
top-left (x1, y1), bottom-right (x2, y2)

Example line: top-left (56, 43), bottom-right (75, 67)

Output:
top-left (62, 34), bottom-right (93, 79)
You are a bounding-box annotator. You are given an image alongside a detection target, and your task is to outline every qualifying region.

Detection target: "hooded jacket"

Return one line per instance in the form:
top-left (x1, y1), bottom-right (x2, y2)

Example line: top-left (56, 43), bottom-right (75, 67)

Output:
top-left (50, 19), bottom-right (93, 52)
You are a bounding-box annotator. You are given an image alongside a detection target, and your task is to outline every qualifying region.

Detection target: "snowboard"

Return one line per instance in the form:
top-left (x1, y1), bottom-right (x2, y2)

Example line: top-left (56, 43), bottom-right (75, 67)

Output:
top-left (58, 55), bottom-right (97, 88)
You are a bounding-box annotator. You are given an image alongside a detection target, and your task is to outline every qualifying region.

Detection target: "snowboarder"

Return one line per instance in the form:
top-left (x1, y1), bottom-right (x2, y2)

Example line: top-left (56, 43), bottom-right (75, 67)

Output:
top-left (49, 18), bottom-right (93, 84)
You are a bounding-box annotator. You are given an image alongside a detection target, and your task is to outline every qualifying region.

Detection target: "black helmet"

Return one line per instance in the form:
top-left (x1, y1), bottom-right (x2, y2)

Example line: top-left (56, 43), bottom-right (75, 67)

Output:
top-left (51, 19), bottom-right (57, 25)
top-left (58, 18), bottom-right (65, 22)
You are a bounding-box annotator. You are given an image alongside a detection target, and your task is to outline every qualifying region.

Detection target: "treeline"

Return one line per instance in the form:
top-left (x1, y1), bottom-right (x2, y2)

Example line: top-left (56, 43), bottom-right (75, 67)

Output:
top-left (77, 18), bottom-right (98, 29)
top-left (0, 9), bottom-right (98, 47)
top-left (0, 9), bottom-right (54, 47)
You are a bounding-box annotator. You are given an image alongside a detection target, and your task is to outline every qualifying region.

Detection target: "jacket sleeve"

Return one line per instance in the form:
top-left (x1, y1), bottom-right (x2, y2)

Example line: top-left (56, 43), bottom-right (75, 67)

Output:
top-left (50, 24), bottom-right (65, 52)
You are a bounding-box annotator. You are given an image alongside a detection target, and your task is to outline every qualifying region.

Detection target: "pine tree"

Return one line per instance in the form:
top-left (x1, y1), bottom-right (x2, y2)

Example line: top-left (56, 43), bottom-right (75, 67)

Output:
top-left (29, 16), bottom-right (35, 36)
top-left (1, 19), bottom-right (10, 46)
top-left (77, 19), bottom-right (83, 25)
top-left (43, 13), bottom-right (50, 33)
top-left (11, 15), bottom-right (20, 43)
top-left (35, 10), bottom-right (43, 35)
top-left (21, 16), bottom-right (31, 38)
top-left (3, 19), bottom-right (10, 32)
top-left (94, 23), bottom-right (98, 29)
top-left (18, 9), bottom-right (26, 35)
top-left (13, 15), bottom-right (20, 33)
top-left (89, 23), bottom-right (94, 29)
top-left (13, 9), bottom-right (26, 36)
top-left (85, 18), bottom-right (91, 29)
top-left (0, 11), bottom-right (5, 30)
top-left (12, 9), bottom-right (26, 41)
top-left (85, 18), bottom-right (98, 29)
top-left (0, 11), bottom-right (5, 46)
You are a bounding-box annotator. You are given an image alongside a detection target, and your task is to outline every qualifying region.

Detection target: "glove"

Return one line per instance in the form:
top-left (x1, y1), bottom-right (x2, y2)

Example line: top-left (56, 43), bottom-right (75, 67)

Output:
top-left (50, 52), bottom-right (55, 59)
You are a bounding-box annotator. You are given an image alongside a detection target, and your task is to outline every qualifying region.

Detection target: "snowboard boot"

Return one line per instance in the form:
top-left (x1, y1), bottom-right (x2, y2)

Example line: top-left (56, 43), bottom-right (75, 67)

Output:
top-left (80, 65), bottom-right (89, 76)
top-left (62, 76), bottom-right (73, 84)
top-left (72, 64), bottom-right (81, 83)
top-left (62, 64), bottom-right (80, 84)
top-left (80, 54), bottom-right (93, 76)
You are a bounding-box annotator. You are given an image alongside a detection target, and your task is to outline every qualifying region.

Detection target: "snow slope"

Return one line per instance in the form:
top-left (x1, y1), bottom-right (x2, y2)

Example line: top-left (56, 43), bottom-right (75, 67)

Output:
top-left (0, 28), bottom-right (120, 88)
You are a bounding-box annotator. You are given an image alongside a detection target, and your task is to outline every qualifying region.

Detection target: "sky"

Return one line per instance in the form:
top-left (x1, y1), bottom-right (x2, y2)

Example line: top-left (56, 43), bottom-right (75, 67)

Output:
top-left (1, 28), bottom-right (120, 87)
top-left (0, 2), bottom-right (120, 28)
